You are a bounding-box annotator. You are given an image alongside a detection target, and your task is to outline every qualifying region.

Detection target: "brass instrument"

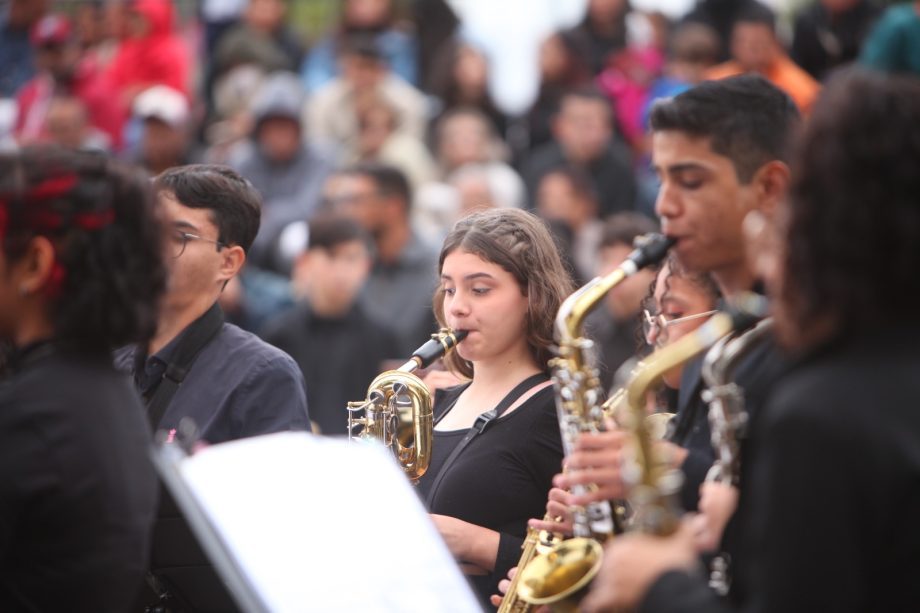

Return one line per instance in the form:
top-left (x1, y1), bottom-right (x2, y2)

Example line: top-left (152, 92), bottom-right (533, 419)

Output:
top-left (508, 234), bottom-right (674, 611)
top-left (551, 233), bottom-right (675, 541)
top-left (346, 328), bottom-right (467, 482)
top-left (519, 304), bottom-right (763, 610)
top-left (497, 514), bottom-right (563, 613)
top-left (701, 298), bottom-right (772, 595)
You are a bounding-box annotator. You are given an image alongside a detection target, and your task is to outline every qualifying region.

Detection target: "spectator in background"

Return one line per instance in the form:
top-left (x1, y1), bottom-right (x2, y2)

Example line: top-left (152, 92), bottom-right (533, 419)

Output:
top-left (305, 35), bottom-right (428, 161)
top-left (14, 14), bottom-right (121, 148)
top-left (261, 215), bottom-right (396, 436)
top-left (584, 212), bottom-right (659, 391)
top-left (526, 32), bottom-right (592, 154)
top-left (860, 0), bottom-right (920, 76)
top-left (349, 92), bottom-right (438, 189)
top-left (523, 87), bottom-right (637, 219)
top-left (792, 0), bottom-right (880, 81)
top-left (413, 108), bottom-right (525, 245)
top-left (132, 85), bottom-right (194, 175)
top-left (44, 96), bottom-right (110, 152)
top-left (414, 0), bottom-right (459, 93)
top-left (229, 72), bottom-right (336, 270)
top-left (428, 39), bottom-right (507, 137)
top-left (536, 166), bottom-right (605, 285)
top-left (564, 0), bottom-right (630, 76)
top-left (328, 164), bottom-right (438, 357)
top-left (212, 0), bottom-right (304, 79)
top-left (105, 0), bottom-right (190, 128)
top-left (681, 0), bottom-right (766, 61)
top-left (302, 0), bottom-right (417, 93)
top-left (0, 0), bottom-right (48, 96)
top-left (706, 3), bottom-right (821, 115)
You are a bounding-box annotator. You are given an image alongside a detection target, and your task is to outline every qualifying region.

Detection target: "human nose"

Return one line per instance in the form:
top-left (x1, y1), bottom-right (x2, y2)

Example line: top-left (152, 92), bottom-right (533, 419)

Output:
top-left (447, 289), bottom-right (470, 319)
top-left (654, 180), bottom-right (680, 221)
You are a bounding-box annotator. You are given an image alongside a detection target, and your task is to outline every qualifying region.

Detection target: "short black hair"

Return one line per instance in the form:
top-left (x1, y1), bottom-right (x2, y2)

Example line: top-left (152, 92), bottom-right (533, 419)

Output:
top-left (0, 147), bottom-right (166, 354)
top-left (154, 164), bottom-right (262, 253)
top-left (306, 214), bottom-right (372, 252)
top-left (557, 85), bottom-right (612, 117)
top-left (598, 212), bottom-right (660, 251)
top-left (342, 163), bottom-right (412, 210)
top-left (649, 74), bottom-right (800, 182)
top-left (735, 2), bottom-right (777, 34)
top-left (542, 165), bottom-right (599, 205)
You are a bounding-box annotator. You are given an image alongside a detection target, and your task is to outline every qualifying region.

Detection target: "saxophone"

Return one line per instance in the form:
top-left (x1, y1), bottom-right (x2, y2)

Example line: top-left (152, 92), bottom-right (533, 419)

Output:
top-left (505, 234), bottom-right (674, 611)
top-left (700, 299), bottom-right (772, 595)
top-left (517, 302), bottom-right (763, 610)
top-left (346, 328), bottom-right (467, 482)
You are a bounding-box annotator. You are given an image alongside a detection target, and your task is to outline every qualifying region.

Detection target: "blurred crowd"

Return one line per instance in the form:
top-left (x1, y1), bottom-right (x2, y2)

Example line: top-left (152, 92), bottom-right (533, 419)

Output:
top-left (0, 0), bottom-right (917, 433)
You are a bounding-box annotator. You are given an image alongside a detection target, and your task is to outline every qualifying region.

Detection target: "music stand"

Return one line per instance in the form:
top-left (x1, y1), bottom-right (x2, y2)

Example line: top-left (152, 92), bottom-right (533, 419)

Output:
top-left (151, 432), bottom-right (482, 613)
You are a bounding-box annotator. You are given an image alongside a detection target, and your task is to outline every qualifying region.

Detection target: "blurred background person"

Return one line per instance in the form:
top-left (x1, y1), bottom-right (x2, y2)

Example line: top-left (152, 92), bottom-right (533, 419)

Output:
top-left (302, 0), bottom-right (417, 93)
top-left (43, 95), bottom-right (110, 152)
top-left (326, 164), bottom-right (438, 358)
top-left (228, 71), bottom-right (336, 271)
top-left (523, 86), bottom-right (637, 218)
top-left (14, 13), bottom-right (120, 148)
top-left (305, 34), bottom-right (427, 161)
top-left (705, 3), bottom-right (821, 114)
top-left (859, 0), bottom-right (920, 76)
top-left (261, 214), bottom-right (395, 436)
top-left (791, 0), bottom-right (881, 81)
top-left (0, 0), bottom-right (49, 97)
top-left (131, 85), bottom-right (194, 175)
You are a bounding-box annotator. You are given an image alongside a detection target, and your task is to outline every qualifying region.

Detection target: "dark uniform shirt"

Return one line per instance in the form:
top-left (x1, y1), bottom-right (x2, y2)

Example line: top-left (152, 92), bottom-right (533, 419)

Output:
top-left (0, 343), bottom-right (158, 612)
top-left (115, 305), bottom-right (310, 443)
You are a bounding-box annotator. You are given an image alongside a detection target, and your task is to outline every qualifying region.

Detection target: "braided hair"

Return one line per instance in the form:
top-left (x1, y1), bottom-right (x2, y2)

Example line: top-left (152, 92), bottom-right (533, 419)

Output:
top-left (433, 208), bottom-right (576, 378)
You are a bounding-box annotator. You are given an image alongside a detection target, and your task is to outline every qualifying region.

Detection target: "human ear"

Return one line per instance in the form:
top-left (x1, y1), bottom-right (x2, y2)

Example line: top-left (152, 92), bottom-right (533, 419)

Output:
top-left (16, 236), bottom-right (56, 296)
top-left (753, 160), bottom-right (791, 218)
top-left (217, 244), bottom-right (246, 283)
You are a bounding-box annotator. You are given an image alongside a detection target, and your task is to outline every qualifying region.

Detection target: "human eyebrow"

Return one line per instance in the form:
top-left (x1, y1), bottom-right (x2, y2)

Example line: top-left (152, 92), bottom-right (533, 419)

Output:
top-left (173, 220), bottom-right (199, 232)
top-left (464, 272), bottom-right (494, 281)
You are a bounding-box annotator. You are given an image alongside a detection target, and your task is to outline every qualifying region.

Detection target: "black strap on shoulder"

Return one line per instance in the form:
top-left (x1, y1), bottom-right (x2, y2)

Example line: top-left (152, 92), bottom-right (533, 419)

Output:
top-left (425, 372), bottom-right (549, 506)
top-left (145, 303), bottom-right (225, 430)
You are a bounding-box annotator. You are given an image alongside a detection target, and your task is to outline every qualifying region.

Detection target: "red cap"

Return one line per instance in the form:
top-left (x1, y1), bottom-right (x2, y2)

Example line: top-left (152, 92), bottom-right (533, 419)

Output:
top-left (30, 15), bottom-right (73, 47)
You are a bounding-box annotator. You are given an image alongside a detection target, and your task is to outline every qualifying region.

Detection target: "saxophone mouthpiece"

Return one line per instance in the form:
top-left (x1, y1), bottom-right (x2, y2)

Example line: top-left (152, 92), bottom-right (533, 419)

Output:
top-left (412, 329), bottom-right (469, 369)
top-left (627, 233), bottom-right (677, 271)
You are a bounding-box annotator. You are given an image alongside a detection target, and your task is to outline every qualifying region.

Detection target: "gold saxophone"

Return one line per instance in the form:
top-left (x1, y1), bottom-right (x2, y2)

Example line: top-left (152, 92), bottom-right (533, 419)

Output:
top-left (346, 328), bottom-right (467, 482)
top-left (517, 302), bottom-right (760, 610)
top-left (502, 234), bottom-right (674, 612)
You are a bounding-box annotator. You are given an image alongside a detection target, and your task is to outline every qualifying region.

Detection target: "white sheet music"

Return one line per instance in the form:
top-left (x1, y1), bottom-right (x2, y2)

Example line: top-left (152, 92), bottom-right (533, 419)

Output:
top-left (178, 432), bottom-right (482, 613)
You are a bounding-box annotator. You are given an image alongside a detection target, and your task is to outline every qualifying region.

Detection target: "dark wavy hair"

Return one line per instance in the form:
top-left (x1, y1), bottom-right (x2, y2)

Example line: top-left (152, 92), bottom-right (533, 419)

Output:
top-left (776, 69), bottom-right (920, 350)
top-left (0, 147), bottom-right (166, 354)
top-left (649, 74), bottom-right (800, 182)
top-left (433, 208), bottom-right (575, 378)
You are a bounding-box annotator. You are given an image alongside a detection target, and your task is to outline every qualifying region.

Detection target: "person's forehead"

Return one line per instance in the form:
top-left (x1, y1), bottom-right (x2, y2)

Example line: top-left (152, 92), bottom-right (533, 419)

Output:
top-left (651, 131), bottom-right (730, 169)
top-left (158, 191), bottom-right (218, 229)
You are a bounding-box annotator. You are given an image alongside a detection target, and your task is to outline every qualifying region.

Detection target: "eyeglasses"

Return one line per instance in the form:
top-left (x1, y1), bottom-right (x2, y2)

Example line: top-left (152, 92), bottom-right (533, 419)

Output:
top-left (642, 309), bottom-right (718, 346)
top-left (171, 230), bottom-right (226, 258)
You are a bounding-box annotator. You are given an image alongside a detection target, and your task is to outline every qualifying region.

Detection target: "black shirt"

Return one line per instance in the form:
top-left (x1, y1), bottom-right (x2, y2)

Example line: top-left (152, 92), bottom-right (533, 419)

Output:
top-left (115, 306), bottom-right (311, 444)
top-left (260, 302), bottom-right (396, 436)
top-left (640, 325), bottom-right (920, 613)
top-left (416, 382), bottom-right (563, 607)
top-left (0, 343), bottom-right (158, 612)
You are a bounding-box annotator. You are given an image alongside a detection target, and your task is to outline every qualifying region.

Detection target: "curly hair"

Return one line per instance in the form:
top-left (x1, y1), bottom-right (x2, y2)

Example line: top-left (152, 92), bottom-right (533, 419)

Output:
top-left (0, 147), bottom-right (166, 354)
top-left (433, 208), bottom-right (576, 378)
top-left (776, 69), bottom-right (920, 350)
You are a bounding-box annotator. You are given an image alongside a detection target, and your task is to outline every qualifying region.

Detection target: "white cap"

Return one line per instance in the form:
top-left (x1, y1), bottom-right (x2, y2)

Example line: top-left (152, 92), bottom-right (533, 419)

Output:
top-left (133, 85), bottom-right (190, 128)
